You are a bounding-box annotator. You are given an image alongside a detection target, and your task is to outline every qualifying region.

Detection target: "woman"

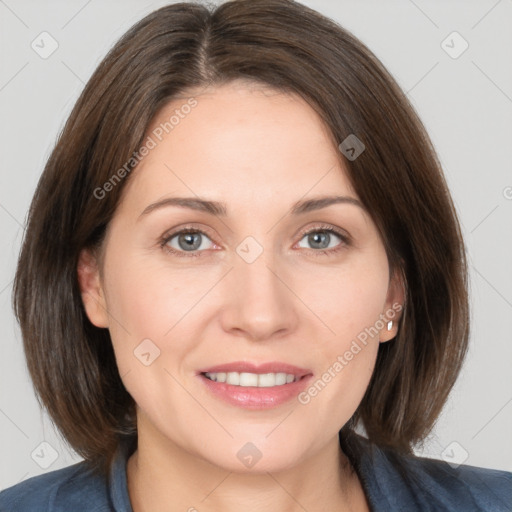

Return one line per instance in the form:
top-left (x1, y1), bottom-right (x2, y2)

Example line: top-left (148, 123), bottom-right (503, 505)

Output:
top-left (1, 0), bottom-right (510, 510)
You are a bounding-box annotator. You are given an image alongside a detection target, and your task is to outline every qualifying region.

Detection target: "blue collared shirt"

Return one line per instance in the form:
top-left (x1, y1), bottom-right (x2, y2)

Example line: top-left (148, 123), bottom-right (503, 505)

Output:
top-left (1, 432), bottom-right (511, 511)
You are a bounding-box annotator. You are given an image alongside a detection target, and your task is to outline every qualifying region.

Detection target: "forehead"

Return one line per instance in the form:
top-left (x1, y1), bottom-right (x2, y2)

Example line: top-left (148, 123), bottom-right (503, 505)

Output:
top-left (118, 81), bottom-right (356, 214)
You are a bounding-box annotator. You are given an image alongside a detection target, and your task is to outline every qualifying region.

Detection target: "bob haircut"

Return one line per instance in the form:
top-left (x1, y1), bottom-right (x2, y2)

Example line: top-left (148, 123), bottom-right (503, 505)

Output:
top-left (13, 0), bottom-right (468, 474)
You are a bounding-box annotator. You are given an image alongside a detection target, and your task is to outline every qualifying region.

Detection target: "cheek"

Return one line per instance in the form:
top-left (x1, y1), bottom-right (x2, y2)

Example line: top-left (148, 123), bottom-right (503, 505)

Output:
top-left (295, 253), bottom-right (389, 413)
top-left (104, 254), bottom-right (213, 337)
top-left (101, 251), bottom-right (223, 385)
top-left (297, 253), bottom-right (390, 340)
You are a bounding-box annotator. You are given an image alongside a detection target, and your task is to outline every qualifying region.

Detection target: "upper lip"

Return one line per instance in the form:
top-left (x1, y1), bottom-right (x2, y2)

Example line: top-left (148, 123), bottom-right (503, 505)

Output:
top-left (197, 361), bottom-right (312, 378)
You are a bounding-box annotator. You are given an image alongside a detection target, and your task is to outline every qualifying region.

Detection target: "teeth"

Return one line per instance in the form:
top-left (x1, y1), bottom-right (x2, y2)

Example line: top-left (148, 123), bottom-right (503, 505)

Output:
top-left (226, 372), bottom-right (239, 385)
top-left (239, 372), bottom-right (258, 386)
top-left (258, 373), bottom-right (277, 387)
top-left (204, 371), bottom-right (299, 387)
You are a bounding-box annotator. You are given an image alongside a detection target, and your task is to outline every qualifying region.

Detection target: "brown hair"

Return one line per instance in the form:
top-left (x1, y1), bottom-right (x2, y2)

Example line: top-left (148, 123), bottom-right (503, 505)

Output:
top-left (13, 0), bottom-right (468, 474)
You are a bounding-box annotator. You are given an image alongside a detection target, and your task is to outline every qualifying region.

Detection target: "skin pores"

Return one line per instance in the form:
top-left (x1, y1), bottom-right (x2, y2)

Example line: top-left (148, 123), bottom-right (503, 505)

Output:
top-left (78, 80), bottom-right (402, 509)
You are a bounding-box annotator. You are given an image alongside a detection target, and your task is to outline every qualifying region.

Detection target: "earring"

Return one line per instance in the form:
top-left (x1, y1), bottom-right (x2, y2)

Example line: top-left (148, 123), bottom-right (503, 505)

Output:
top-left (387, 320), bottom-right (393, 331)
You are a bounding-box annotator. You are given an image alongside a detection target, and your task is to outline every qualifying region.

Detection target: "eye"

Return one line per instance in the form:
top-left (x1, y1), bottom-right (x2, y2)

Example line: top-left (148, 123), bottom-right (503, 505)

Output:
top-left (162, 228), bottom-right (215, 256)
top-left (296, 226), bottom-right (349, 254)
top-left (160, 225), bottom-right (350, 258)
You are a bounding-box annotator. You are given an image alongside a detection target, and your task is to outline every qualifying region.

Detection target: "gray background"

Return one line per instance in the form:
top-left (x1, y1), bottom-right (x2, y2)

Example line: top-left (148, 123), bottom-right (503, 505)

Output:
top-left (1, 0), bottom-right (511, 489)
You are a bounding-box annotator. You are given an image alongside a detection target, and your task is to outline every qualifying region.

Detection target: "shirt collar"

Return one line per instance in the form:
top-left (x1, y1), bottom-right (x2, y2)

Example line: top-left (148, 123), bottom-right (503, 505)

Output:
top-left (109, 435), bottom-right (137, 512)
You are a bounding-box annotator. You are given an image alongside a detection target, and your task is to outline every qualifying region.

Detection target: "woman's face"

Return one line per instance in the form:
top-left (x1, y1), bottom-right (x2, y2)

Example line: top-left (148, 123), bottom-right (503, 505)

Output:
top-left (80, 81), bottom-right (402, 473)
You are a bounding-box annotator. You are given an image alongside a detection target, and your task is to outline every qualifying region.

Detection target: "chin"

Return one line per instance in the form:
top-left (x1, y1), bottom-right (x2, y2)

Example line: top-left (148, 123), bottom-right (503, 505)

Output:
top-left (196, 432), bottom-right (310, 475)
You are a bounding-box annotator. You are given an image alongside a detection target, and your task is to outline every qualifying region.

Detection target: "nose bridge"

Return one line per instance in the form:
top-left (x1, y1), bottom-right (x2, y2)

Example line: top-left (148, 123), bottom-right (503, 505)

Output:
top-left (220, 238), bottom-right (298, 340)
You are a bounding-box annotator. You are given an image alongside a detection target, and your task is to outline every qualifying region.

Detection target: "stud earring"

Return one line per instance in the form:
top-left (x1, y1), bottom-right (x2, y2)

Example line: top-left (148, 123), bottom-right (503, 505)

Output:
top-left (387, 320), bottom-right (393, 331)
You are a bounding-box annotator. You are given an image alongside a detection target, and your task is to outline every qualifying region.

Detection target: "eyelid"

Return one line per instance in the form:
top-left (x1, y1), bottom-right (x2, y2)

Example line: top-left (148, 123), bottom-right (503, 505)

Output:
top-left (161, 223), bottom-right (218, 241)
top-left (296, 223), bottom-right (350, 241)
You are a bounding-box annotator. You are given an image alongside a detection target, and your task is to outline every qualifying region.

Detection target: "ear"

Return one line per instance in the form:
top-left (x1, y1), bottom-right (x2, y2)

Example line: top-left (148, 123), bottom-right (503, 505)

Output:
top-left (379, 268), bottom-right (405, 343)
top-left (77, 248), bottom-right (109, 328)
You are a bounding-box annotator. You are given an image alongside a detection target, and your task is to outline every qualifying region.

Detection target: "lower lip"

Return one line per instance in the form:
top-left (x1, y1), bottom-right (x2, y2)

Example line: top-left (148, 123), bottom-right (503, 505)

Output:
top-left (198, 373), bottom-right (313, 409)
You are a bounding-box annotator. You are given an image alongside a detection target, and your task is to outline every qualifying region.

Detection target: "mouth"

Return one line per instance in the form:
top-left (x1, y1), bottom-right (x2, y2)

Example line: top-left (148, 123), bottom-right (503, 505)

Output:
top-left (196, 361), bottom-right (313, 409)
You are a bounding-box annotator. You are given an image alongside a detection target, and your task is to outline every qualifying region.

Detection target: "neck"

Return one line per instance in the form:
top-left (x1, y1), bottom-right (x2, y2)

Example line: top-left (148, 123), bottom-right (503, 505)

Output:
top-left (127, 418), bottom-right (367, 512)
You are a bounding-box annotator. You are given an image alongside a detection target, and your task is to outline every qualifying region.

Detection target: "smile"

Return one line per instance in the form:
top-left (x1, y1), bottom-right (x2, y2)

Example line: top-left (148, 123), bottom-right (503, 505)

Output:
top-left (198, 369), bottom-right (313, 409)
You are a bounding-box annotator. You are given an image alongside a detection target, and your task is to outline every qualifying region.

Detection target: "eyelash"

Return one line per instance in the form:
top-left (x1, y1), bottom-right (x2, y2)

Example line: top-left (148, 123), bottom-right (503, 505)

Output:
top-left (159, 224), bottom-right (351, 258)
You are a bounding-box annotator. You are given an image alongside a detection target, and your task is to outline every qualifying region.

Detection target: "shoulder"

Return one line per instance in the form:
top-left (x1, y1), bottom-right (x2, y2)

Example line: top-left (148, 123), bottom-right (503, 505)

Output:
top-left (343, 432), bottom-right (512, 511)
top-left (0, 461), bottom-right (112, 512)
top-left (374, 442), bottom-right (511, 511)
top-left (401, 450), bottom-right (511, 511)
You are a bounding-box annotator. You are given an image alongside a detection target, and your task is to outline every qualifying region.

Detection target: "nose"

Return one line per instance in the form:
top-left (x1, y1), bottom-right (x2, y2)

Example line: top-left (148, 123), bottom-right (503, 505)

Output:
top-left (219, 250), bottom-right (299, 342)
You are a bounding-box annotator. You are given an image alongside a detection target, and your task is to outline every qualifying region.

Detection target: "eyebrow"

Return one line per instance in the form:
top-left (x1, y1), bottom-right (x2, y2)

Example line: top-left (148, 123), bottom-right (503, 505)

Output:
top-left (138, 194), bottom-right (364, 219)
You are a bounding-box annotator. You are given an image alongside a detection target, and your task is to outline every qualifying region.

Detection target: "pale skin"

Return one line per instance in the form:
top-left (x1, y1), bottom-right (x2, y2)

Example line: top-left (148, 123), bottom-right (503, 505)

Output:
top-left (78, 80), bottom-right (404, 512)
